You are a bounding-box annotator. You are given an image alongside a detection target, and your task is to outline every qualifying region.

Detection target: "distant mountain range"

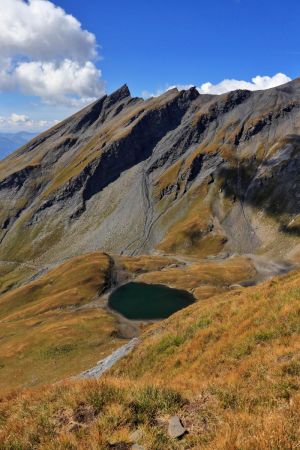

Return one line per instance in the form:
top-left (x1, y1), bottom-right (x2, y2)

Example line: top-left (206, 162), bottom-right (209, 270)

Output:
top-left (0, 131), bottom-right (37, 159)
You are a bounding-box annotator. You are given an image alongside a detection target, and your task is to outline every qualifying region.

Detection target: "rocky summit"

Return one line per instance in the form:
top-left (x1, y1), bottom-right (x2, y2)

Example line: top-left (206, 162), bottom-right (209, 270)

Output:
top-left (0, 80), bottom-right (299, 266)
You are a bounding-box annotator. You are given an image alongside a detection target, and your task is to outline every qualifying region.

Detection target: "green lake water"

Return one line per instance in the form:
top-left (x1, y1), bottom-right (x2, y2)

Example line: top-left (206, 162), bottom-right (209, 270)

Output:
top-left (108, 282), bottom-right (195, 320)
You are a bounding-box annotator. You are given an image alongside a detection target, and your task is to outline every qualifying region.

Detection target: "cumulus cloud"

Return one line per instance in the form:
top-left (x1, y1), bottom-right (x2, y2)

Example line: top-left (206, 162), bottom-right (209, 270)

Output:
top-left (197, 73), bottom-right (291, 95)
top-left (12, 59), bottom-right (103, 106)
top-left (0, 113), bottom-right (58, 131)
top-left (0, 0), bottom-right (96, 61)
top-left (10, 113), bottom-right (29, 124)
top-left (143, 73), bottom-right (292, 99)
top-left (0, 0), bottom-right (104, 106)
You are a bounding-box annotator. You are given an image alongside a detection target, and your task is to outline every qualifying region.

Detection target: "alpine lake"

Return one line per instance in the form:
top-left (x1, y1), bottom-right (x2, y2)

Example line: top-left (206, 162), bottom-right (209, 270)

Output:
top-left (108, 282), bottom-right (195, 320)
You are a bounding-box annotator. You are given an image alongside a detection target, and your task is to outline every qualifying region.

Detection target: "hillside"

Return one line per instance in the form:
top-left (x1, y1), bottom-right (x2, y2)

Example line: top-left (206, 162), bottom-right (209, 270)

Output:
top-left (0, 252), bottom-right (123, 393)
top-left (0, 251), bottom-right (258, 392)
top-left (0, 267), bottom-right (299, 449)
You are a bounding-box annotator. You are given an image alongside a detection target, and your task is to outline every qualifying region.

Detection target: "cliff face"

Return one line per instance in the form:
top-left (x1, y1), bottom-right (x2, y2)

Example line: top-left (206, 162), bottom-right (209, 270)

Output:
top-left (0, 80), bottom-right (299, 264)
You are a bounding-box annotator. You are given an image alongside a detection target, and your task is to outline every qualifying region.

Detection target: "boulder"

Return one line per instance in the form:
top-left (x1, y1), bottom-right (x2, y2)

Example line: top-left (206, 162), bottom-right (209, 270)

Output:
top-left (167, 415), bottom-right (186, 438)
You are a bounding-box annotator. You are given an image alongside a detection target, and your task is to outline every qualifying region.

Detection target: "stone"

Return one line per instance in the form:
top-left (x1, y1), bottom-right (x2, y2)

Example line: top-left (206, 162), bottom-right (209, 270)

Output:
top-left (131, 445), bottom-right (145, 450)
top-left (167, 415), bottom-right (186, 438)
top-left (130, 430), bottom-right (142, 442)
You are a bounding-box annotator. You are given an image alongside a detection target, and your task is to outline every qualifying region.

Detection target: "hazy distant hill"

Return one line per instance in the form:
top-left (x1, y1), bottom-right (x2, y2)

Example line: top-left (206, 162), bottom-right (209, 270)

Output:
top-left (0, 131), bottom-right (37, 159)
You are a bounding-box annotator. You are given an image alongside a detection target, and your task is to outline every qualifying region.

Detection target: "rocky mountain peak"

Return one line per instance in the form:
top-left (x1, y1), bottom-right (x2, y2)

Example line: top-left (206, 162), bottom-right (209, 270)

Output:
top-left (104, 84), bottom-right (131, 106)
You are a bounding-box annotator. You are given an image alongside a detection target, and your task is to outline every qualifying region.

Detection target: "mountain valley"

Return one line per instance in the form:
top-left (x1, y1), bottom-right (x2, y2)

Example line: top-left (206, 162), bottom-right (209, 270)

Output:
top-left (0, 79), bottom-right (299, 449)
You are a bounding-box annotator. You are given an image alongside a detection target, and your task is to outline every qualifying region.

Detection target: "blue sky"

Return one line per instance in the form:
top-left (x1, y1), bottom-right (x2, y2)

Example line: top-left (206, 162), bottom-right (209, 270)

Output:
top-left (0, 0), bottom-right (299, 132)
top-left (57, 0), bottom-right (300, 94)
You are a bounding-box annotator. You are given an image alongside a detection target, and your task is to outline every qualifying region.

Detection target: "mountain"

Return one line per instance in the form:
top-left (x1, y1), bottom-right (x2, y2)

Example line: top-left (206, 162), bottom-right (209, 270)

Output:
top-left (0, 81), bottom-right (299, 267)
top-left (0, 131), bottom-right (37, 159)
top-left (0, 80), bottom-right (299, 449)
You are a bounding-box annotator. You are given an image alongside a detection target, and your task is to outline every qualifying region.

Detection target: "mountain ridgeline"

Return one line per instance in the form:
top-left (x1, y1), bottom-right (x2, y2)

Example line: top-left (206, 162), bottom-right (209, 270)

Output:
top-left (0, 81), bottom-right (299, 265)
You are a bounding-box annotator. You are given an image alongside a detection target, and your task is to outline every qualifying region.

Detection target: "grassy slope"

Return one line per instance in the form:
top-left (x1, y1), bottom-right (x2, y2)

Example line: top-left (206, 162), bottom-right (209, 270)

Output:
top-left (138, 255), bottom-right (256, 300)
top-left (0, 253), bottom-right (126, 393)
top-left (0, 268), bottom-right (299, 449)
top-left (0, 262), bottom-right (37, 296)
top-left (0, 251), bottom-right (257, 397)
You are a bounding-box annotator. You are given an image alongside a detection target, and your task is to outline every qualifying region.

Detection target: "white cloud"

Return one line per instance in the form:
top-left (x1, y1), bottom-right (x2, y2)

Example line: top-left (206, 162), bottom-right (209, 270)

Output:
top-left (0, 113), bottom-right (58, 131)
top-left (197, 73), bottom-right (291, 95)
top-left (0, 0), bottom-right (104, 106)
top-left (0, 0), bottom-right (96, 61)
top-left (10, 113), bottom-right (29, 123)
top-left (13, 59), bottom-right (104, 106)
top-left (143, 73), bottom-right (292, 98)
top-left (141, 89), bottom-right (164, 99)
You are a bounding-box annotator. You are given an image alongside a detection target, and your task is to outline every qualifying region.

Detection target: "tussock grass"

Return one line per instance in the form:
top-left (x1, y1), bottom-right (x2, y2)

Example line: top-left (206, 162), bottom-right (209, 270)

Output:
top-left (0, 379), bottom-right (184, 449)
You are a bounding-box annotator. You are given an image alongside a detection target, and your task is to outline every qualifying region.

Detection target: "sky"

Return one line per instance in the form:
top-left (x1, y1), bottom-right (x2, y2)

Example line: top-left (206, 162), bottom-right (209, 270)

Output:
top-left (0, 0), bottom-right (299, 132)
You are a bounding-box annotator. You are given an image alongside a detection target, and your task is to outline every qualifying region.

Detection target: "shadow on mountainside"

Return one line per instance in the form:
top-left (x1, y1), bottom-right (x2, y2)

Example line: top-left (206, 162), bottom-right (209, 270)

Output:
top-left (217, 141), bottom-right (300, 236)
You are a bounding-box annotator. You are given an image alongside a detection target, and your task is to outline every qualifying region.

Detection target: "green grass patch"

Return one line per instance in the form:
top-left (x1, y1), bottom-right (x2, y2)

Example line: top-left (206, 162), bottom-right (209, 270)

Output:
top-left (86, 384), bottom-right (124, 413)
top-left (129, 386), bottom-right (184, 425)
top-left (40, 344), bottom-right (77, 360)
top-left (282, 361), bottom-right (300, 376)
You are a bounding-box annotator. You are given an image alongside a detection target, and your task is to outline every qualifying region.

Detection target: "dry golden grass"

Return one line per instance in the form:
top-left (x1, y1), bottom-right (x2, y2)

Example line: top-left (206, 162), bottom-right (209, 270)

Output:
top-left (0, 268), bottom-right (299, 449)
top-left (138, 255), bottom-right (256, 300)
top-left (112, 267), bottom-right (300, 448)
top-left (115, 254), bottom-right (176, 275)
top-left (0, 262), bottom-right (37, 295)
top-left (0, 252), bottom-right (125, 393)
top-left (156, 182), bottom-right (228, 258)
top-left (0, 250), bottom-right (256, 395)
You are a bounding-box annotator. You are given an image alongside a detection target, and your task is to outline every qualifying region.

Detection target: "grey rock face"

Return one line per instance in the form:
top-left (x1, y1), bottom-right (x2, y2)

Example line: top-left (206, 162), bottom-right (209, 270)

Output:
top-left (167, 415), bottom-right (186, 438)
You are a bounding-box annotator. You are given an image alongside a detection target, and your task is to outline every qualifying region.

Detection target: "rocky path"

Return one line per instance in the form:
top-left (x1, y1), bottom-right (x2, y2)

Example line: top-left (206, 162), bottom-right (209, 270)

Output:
top-left (75, 338), bottom-right (139, 380)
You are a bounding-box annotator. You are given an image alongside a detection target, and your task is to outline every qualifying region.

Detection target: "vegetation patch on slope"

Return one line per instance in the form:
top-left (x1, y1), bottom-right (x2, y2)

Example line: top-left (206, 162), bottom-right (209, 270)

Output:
top-left (137, 256), bottom-right (256, 300)
top-left (0, 253), bottom-right (124, 392)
